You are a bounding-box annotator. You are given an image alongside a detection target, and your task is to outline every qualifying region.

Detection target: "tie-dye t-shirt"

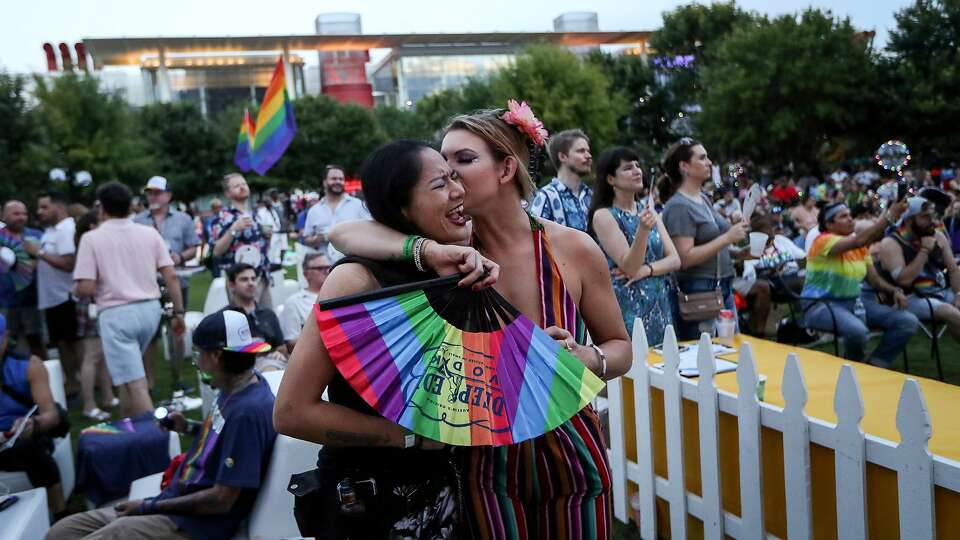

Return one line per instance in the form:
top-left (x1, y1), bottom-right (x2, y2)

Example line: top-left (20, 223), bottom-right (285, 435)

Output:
top-left (802, 233), bottom-right (871, 299)
top-left (155, 373), bottom-right (276, 540)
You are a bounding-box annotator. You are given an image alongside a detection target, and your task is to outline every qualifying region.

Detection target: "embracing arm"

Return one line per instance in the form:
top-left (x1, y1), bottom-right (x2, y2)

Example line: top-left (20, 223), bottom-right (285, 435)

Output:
top-left (273, 264), bottom-right (408, 448)
top-left (328, 220), bottom-right (408, 262)
top-left (571, 233), bottom-right (632, 380)
top-left (328, 219), bottom-right (498, 288)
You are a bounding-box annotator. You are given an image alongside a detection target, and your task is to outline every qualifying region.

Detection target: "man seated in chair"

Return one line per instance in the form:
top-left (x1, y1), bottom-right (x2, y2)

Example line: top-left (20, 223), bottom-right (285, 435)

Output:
top-left (877, 197), bottom-right (960, 344)
top-left (226, 263), bottom-right (287, 371)
top-left (47, 309), bottom-right (278, 540)
top-left (0, 313), bottom-right (66, 515)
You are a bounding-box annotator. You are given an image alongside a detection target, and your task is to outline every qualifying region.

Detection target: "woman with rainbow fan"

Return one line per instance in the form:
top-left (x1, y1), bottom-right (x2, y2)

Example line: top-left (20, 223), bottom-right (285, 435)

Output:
top-left (324, 101), bottom-right (632, 539)
top-left (275, 139), bottom-right (499, 538)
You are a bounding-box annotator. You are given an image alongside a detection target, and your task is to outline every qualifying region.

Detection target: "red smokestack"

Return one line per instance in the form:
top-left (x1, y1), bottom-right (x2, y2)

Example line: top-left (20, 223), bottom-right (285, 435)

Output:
top-left (58, 42), bottom-right (73, 71)
top-left (42, 43), bottom-right (58, 71)
top-left (74, 43), bottom-right (88, 71)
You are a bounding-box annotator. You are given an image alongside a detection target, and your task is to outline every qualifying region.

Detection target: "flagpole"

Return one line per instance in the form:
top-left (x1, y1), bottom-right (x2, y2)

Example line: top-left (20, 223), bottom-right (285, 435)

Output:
top-left (282, 44), bottom-right (295, 99)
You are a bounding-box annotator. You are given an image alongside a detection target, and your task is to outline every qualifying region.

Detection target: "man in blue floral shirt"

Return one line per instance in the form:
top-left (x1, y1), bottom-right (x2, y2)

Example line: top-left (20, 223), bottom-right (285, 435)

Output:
top-left (530, 129), bottom-right (594, 232)
top-left (209, 173), bottom-right (273, 306)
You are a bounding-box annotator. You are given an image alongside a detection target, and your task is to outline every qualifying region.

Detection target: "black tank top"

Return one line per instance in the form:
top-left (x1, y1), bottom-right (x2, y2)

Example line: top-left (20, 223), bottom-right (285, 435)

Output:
top-left (317, 256), bottom-right (443, 475)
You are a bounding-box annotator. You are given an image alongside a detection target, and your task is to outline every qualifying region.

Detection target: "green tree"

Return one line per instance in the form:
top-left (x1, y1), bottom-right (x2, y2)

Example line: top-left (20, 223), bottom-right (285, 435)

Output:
top-left (414, 78), bottom-right (497, 133)
top-left (0, 72), bottom-right (41, 202)
top-left (374, 106), bottom-right (434, 140)
top-left (29, 73), bottom-right (154, 198)
top-left (698, 9), bottom-right (879, 169)
top-left (587, 51), bottom-right (669, 165)
top-left (490, 45), bottom-right (628, 167)
top-left (881, 0), bottom-right (960, 161)
top-left (647, 1), bottom-right (758, 134)
top-left (136, 101), bottom-right (231, 200)
top-left (267, 95), bottom-right (386, 189)
top-left (650, 1), bottom-right (757, 62)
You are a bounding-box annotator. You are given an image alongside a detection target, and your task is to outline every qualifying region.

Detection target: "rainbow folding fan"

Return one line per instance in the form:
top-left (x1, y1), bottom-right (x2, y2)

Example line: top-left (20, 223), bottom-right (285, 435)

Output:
top-left (316, 274), bottom-right (604, 447)
top-left (0, 229), bottom-right (37, 292)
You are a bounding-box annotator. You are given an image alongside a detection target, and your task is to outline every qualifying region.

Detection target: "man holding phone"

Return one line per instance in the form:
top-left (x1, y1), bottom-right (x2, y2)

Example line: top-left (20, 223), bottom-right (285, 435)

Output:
top-left (47, 309), bottom-right (277, 540)
top-left (0, 313), bottom-right (66, 515)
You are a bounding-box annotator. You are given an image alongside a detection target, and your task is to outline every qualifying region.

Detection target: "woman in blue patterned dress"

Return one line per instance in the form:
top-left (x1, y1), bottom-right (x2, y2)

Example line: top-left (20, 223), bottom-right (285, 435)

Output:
top-left (589, 147), bottom-right (681, 345)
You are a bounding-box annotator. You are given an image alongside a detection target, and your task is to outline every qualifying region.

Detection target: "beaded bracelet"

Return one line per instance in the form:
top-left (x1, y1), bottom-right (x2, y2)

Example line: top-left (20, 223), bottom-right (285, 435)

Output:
top-left (402, 235), bottom-right (419, 262)
top-left (413, 237), bottom-right (429, 272)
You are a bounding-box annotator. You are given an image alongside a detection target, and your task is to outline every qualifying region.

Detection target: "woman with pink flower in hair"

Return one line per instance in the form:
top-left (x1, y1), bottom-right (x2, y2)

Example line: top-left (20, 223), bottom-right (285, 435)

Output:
top-left (328, 101), bottom-right (631, 539)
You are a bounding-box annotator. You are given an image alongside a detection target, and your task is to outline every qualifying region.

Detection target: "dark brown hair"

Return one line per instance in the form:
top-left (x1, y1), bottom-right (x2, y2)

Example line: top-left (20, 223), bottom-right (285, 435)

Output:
top-left (656, 138), bottom-right (700, 204)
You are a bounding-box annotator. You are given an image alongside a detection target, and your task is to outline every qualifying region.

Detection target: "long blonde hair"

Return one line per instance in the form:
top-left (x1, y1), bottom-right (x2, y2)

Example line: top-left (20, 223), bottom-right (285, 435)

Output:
top-left (444, 109), bottom-right (536, 201)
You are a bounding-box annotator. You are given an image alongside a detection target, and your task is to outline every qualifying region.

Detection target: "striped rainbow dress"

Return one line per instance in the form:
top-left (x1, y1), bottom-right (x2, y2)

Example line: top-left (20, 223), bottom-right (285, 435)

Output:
top-left (462, 218), bottom-right (612, 539)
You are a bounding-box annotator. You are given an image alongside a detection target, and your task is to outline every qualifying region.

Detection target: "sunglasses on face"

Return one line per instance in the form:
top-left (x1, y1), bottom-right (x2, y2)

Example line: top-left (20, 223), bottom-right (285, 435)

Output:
top-left (305, 265), bottom-right (331, 273)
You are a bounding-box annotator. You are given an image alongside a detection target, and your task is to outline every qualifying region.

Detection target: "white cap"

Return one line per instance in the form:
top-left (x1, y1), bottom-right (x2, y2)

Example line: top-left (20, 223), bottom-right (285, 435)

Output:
top-left (144, 176), bottom-right (169, 192)
top-left (305, 191), bottom-right (319, 202)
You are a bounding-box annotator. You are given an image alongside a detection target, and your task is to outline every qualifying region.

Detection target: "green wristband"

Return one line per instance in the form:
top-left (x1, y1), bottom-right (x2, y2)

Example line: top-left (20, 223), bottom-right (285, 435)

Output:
top-left (402, 235), bottom-right (419, 262)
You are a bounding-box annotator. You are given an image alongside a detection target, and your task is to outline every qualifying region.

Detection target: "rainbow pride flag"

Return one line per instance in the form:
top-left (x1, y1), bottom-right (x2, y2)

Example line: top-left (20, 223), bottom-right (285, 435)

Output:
top-left (233, 108), bottom-right (256, 171)
top-left (316, 274), bottom-right (604, 446)
top-left (250, 57), bottom-right (297, 175)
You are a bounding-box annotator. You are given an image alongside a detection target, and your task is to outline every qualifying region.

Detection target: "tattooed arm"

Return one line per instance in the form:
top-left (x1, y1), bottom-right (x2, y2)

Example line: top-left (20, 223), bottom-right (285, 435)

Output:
top-left (273, 263), bottom-right (406, 448)
top-left (118, 485), bottom-right (241, 516)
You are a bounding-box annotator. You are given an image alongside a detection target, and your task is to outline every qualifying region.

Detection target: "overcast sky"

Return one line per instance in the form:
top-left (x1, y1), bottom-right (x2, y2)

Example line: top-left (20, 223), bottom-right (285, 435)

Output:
top-left (2, 0), bottom-right (911, 73)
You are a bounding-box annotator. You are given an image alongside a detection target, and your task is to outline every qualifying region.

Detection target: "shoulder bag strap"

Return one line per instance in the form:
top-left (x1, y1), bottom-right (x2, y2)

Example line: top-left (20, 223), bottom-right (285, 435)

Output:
top-left (702, 193), bottom-right (723, 290)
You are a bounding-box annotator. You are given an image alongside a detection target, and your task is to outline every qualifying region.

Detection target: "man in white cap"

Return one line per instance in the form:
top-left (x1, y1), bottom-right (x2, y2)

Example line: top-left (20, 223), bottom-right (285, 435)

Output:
top-left (134, 176), bottom-right (200, 390)
top-left (47, 309), bottom-right (277, 540)
top-left (877, 196), bottom-right (960, 344)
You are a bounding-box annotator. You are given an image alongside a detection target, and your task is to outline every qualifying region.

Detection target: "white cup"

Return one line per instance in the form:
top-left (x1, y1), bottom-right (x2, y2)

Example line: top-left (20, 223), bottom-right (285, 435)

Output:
top-left (749, 232), bottom-right (769, 257)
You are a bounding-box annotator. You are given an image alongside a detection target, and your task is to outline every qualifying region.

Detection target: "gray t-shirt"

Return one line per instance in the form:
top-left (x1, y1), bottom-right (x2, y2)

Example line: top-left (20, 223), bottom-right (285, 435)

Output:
top-left (662, 192), bottom-right (735, 281)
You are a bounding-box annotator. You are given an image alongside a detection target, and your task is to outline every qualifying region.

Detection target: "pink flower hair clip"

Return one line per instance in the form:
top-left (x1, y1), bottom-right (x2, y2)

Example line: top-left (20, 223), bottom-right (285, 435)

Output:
top-left (501, 99), bottom-right (549, 146)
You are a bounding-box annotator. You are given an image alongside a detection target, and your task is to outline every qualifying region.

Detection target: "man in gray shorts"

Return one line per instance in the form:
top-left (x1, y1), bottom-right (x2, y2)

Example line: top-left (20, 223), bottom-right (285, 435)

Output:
top-left (134, 176), bottom-right (200, 390)
top-left (876, 197), bottom-right (960, 345)
top-left (74, 182), bottom-right (185, 417)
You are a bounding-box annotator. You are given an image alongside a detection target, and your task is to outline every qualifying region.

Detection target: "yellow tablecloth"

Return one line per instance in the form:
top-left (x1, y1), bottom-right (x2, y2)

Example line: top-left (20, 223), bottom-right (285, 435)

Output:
top-left (620, 335), bottom-right (960, 539)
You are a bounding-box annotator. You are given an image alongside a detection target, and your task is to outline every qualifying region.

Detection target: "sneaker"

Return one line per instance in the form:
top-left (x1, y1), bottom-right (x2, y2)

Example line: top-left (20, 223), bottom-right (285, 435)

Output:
top-left (83, 408), bottom-right (111, 422)
top-left (107, 397), bottom-right (120, 409)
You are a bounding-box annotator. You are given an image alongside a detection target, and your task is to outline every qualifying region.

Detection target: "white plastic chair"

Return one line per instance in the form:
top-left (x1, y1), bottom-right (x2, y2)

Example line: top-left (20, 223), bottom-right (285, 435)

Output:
top-left (128, 370), bottom-right (321, 540)
top-left (3, 487), bottom-right (49, 540)
top-left (203, 277), bottom-right (229, 315)
top-left (0, 360), bottom-right (75, 499)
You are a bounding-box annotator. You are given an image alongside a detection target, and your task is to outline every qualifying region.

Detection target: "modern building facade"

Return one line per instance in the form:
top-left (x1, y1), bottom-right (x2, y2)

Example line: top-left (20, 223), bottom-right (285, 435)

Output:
top-left (56, 12), bottom-right (649, 114)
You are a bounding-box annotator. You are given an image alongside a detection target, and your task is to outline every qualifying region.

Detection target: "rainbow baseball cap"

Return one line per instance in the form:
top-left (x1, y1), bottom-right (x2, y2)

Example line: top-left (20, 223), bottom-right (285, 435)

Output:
top-left (192, 309), bottom-right (271, 354)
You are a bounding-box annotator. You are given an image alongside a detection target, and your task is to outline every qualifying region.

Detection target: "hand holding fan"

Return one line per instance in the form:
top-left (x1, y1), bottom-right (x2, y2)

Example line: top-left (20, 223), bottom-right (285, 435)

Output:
top-left (742, 184), bottom-right (763, 223)
top-left (316, 274), bottom-right (604, 447)
top-left (0, 230), bottom-right (37, 291)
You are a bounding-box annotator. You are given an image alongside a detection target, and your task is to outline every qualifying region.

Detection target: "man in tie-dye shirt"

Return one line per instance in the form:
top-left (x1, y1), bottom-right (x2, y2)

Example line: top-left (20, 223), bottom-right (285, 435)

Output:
top-left (48, 310), bottom-right (277, 540)
top-left (801, 201), bottom-right (918, 367)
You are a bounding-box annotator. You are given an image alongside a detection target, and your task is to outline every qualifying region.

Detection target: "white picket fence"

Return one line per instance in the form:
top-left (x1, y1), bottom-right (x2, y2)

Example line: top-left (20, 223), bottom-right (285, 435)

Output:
top-left (606, 323), bottom-right (960, 539)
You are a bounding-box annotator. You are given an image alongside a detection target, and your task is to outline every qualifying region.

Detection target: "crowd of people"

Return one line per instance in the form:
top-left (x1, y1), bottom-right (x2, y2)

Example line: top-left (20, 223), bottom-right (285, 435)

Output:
top-left (0, 100), bottom-right (958, 539)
